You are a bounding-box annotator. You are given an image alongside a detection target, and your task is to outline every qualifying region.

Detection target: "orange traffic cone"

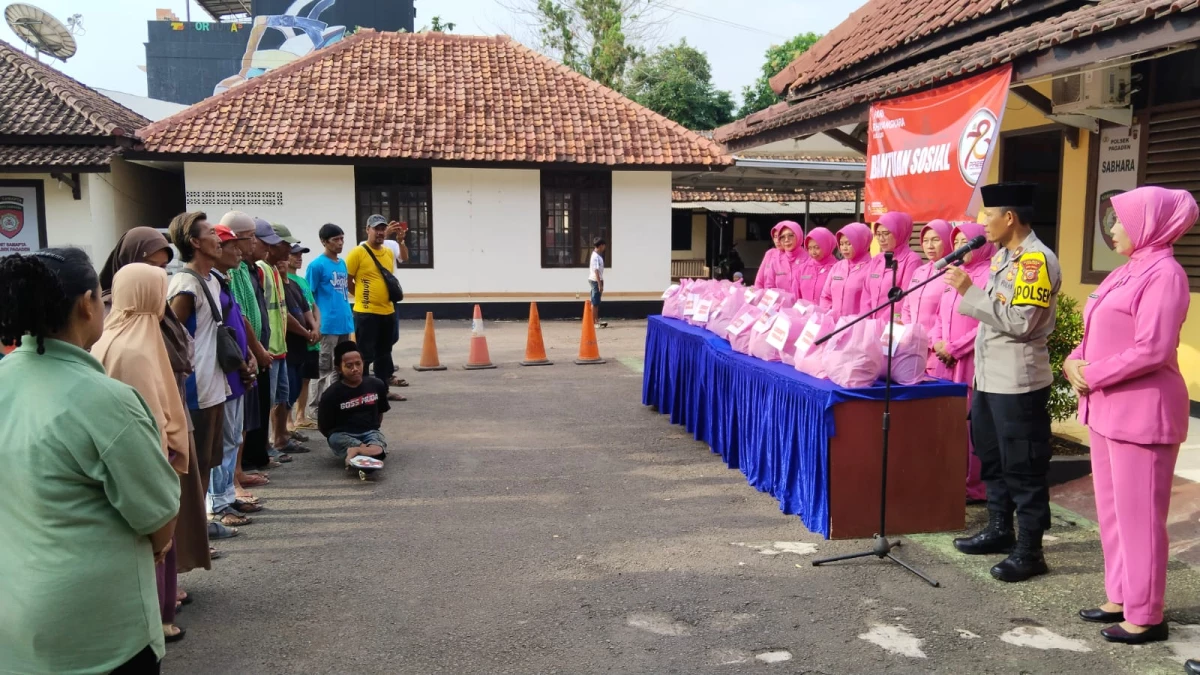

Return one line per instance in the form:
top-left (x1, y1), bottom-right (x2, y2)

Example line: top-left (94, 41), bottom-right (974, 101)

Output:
top-left (413, 312), bottom-right (447, 372)
top-left (520, 302), bottom-right (553, 366)
top-left (575, 301), bottom-right (606, 365)
top-left (463, 304), bottom-right (497, 370)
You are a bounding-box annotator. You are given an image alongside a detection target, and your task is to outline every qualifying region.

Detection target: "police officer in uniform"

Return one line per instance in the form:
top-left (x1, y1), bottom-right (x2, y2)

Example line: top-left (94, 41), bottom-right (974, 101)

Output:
top-left (943, 182), bottom-right (1061, 583)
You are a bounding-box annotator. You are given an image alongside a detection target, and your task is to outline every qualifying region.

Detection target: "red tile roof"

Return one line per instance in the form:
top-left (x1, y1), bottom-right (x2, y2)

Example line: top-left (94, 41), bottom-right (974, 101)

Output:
top-left (138, 31), bottom-right (730, 168)
top-left (673, 189), bottom-right (856, 203)
top-left (769, 0), bottom-right (1022, 96)
top-left (717, 0), bottom-right (1195, 145)
top-left (0, 41), bottom-right (149, 137)
top-left (0, 144), bottom-right (118, 168)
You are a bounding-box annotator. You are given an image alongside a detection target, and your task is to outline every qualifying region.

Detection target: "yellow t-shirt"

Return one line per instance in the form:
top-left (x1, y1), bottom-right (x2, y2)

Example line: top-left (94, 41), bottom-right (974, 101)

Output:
top-left (345, 243), bottom-right (396, 315)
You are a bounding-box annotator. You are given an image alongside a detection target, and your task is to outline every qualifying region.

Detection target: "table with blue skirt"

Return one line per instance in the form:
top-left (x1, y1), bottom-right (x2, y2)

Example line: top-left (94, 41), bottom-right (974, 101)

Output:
top-left (642, 315), bottom-right (970, 539)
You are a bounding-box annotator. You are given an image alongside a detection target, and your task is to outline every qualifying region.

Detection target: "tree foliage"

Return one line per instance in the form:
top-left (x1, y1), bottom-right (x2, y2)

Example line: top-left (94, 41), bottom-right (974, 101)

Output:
top-left (1048, 294), bottom-right (1085, 422)
top-left (625, 39), bottom-right (734, 130)
top-left (738, 32), bottom-right (822, 118)
top-left (530, 0), bottom-right (655, 90)
top-left (426, 16), bottom-right (456, 33)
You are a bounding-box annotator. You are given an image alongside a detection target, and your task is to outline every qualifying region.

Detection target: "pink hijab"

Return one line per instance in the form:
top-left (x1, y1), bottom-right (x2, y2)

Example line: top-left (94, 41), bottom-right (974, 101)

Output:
top-left (1111, 186), bottom-right (1199, 258)
top-left (951, 222), bottom-right (996, 273)
top-left (805, 227), bottom-right (837, 264)
top-left (838, 222), bottom-right (872, 263)
top-left (920, 220), bottom-right (955, 261)
top-left (875, 211), bottom-right (918, 263)
top-left (777, 220), bottom-right (805, 264)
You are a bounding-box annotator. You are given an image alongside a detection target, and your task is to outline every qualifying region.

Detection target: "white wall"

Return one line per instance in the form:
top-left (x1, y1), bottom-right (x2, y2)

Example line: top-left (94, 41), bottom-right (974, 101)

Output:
top-left (422, 168), bottom-right (671, 296)
top-left (183, 163), bottom-right (356, 272)
top-left (6, 172), bottom-right (101, 260)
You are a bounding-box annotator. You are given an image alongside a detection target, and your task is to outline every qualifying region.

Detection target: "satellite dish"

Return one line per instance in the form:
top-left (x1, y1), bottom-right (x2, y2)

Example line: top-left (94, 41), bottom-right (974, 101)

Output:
top-left (5, 3), bottom-right (77, 61)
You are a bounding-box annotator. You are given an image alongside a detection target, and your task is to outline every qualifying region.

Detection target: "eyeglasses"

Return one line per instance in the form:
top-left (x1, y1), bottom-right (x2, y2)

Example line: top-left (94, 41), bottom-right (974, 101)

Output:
top-left (874, 230), bottom-right (894, 240)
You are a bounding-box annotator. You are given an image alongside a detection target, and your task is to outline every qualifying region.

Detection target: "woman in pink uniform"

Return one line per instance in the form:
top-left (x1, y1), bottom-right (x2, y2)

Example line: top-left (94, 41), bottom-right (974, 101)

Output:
top-left (864, 212), bottom-right (921, 320)
top-left (929, 222), bottom-right (995, 502)
top-left (754, 223), bottom-right (784, 288)
top-left (820, 222), bottom-right (872, 318)
top-left (900, 219), bottom-right (954, 331)
top-left (756, 221), bottom-right (805, 292)
top-left (1065, 186), bottom-right (1198, 646)
top-left (795, 227), bottom-right (837, 303)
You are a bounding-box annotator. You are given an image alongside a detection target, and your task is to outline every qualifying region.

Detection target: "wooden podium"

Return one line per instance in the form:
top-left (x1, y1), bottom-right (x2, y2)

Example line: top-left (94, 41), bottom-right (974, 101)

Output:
top-left (826, 396), bottom-right (968, 539)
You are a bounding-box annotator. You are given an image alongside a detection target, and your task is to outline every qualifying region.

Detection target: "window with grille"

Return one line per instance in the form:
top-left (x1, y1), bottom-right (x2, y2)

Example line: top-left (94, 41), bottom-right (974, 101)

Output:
top-left (354, 168), bottom-right (433, 268)
top-left (541, 171), bottom-right (611, 268)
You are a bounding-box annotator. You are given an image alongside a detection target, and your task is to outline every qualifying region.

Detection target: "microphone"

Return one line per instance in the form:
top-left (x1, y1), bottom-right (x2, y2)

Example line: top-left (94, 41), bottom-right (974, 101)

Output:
top-left (934, 235), bottom-right (987, 270)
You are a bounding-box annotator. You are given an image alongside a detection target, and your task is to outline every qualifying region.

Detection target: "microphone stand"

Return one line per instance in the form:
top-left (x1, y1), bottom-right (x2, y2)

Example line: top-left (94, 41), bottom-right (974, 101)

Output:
top-left (810, 253), bottom-right (958, 588)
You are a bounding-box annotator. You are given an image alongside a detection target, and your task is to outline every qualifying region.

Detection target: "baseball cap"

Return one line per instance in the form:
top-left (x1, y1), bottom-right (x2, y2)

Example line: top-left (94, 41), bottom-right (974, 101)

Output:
top-left (214, 225), bottom-right (237, 242)
top-left (272, 224), bottom-right (300, 244)
top-left (254, 218), bottom-right (283, 245)
top-left (366, 214), bottom-right (388, 229)
top-left (319, 223), bottom-right (344, 241)
top-left (290, 243), bottom-right (310, 254)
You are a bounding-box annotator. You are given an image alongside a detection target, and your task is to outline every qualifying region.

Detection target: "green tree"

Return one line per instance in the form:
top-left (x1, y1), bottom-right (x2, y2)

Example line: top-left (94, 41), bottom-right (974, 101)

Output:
top-left (426, 16), bottom-right (456, 32)
top-left (625, 39), bottom-right (735, 130)
top-left (531, 0), bottom-right (653, 90)
top-left (738, 32), bottom-right (822, 118)
top-left (1047, 295), bottom-right (1085, 422)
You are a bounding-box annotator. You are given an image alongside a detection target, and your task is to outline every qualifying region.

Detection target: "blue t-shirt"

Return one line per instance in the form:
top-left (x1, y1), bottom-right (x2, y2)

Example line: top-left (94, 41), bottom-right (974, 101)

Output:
top-left (305, 254), bottom-right (354, 336)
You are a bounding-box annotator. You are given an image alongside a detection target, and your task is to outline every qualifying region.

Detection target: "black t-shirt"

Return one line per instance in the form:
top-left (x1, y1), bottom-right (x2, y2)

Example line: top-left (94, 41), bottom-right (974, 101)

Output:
top-left (283, 278), bottom-right (310, 365)
top-left (317, 377), bottom-right (390, 437)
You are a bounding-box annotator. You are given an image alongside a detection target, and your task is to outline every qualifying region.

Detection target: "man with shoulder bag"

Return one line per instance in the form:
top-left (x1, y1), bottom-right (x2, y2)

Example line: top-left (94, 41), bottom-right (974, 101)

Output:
top-left (344, 215), bottom-right (405, 402)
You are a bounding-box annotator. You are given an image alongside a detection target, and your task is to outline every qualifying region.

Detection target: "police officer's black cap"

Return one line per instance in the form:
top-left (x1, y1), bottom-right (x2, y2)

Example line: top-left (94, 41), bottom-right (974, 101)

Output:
top-left (981, 182), bottom-right (1036, 208)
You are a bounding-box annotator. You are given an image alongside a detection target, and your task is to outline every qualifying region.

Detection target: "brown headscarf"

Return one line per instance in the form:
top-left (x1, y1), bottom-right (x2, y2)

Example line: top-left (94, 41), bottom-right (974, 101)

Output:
top-left (92, 264), bottom-right (191, 473)
top-left (100, 227), bottom-right (193, 374)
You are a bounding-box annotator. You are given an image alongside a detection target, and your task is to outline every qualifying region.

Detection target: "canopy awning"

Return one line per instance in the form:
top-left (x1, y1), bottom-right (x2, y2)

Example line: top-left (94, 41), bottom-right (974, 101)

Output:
top-left (673, 200), bottom-right (855, 215)
top-left (673, 156), bottom-right (865, 195)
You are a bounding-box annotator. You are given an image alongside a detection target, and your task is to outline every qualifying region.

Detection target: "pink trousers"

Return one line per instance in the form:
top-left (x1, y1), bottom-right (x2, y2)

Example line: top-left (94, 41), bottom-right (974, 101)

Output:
top-left (1090, 431), bottom-right (1179, 625)
top-left (965, 389), bottom-right (986, 500)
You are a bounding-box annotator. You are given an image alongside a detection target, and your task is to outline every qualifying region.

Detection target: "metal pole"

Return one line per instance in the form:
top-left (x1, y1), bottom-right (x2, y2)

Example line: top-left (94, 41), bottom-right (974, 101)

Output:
top-left (805, 190), bottom-right (811, 232)
top-left (855, 187), bottom-right (863, 221)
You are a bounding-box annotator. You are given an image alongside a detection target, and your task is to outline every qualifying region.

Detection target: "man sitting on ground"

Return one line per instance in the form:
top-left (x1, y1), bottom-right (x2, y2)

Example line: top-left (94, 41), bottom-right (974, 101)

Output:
top-left (318, 341), bottom-right (390, 465)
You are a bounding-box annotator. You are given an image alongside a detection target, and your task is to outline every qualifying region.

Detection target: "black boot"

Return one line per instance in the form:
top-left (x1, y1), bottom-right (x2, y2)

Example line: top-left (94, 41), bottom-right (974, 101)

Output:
top-left (991, 529), bottom-right (1049, 582)
top-left (954, 510), bottom-right (1015, 555)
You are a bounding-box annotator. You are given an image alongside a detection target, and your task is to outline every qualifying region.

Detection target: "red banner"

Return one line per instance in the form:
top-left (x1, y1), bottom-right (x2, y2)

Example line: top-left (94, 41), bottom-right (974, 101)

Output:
top-left (864, 65), bottom-right (1012, 223)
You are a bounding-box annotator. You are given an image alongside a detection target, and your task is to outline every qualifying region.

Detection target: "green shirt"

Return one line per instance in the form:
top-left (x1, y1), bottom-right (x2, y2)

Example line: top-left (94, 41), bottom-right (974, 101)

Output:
top-left (289, 273), bottom-right (320, 352)
top-left (0, 339), bottom-right (180, 673)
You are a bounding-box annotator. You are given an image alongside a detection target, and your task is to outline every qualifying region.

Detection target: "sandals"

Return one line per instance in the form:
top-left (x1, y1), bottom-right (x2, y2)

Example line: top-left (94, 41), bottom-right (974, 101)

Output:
top-left (164, 624), bottom-right (186, 643)
top-left (295, 420), bottom-right (318, 430)
top-left (389, 377), bottom-right (409, 387)
top-left (214, 512), bottom-right (251, 527)
top-left (388, 392), bottom-right (407, 402)
top-left (234, 500), bottom-right (263, 513)
top-left (240, 473), bottom-right (269, 487)
top-left (208, 521), bottom-right (240, 540)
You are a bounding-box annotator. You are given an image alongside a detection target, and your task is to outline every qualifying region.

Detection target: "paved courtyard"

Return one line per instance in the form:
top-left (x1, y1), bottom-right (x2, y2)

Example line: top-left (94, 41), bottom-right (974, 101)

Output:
top-left (164, 318), bottom-right (1200, 674)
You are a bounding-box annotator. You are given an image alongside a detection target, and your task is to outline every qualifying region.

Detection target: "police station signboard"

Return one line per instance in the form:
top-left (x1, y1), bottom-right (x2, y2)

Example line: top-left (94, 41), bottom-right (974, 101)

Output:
top-left (0, 183), bottom-right (44, 258)
top-left (1090, 125), bottom-right (1140, 273)
top-left (864, 65), bottom-right (1012, 223)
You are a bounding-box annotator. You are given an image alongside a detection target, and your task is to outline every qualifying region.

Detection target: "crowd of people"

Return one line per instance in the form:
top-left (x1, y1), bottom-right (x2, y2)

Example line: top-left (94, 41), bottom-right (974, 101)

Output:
top-left (0, 211), bottom-right (405, 673)
top-left (739, 183), bottom-right (1199, 653)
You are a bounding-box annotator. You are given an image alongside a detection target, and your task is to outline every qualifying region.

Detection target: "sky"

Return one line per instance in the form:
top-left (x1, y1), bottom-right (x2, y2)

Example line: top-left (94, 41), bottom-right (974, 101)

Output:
top-left (0, 0), bottom-right (867, 103)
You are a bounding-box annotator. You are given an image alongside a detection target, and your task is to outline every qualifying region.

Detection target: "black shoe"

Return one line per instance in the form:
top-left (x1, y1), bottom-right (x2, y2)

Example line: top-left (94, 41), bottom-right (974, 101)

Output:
top-left (954, 510), bottom-right (1014, 555)
top-left (1101, 622), bottom-right (1169, 645)
top-left (164, 625), bottom-right (186, 643)
top-left (1185, 658), bottom-right (1200, 675)
top-left (990, 528), bottom-right (1048, 582)
top-left (1079, 608), bottom-right (1124, 624)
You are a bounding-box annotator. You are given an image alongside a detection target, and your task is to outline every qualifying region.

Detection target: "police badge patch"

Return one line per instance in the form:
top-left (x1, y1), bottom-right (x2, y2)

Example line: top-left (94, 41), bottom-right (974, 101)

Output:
top-left (0, 195), bottom-right (24, 240)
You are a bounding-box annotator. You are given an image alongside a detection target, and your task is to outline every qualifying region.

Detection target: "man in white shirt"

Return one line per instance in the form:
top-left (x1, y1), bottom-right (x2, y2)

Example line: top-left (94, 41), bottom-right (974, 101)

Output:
top-left (588, 237), bottom-right (607, 329)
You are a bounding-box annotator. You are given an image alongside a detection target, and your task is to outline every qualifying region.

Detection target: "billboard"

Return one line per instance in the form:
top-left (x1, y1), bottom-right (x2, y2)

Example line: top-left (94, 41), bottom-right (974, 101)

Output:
top-left (146, 0), bottom-right (416, 105)
top-left (864, 65), bottom-right (1012, 223)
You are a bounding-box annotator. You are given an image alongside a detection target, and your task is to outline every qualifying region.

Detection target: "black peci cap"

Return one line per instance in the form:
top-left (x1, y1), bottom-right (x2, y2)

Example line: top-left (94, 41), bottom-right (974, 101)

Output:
top-left (319, 223), bottom-right (344, 241)
top-left (980, 182), bottom-right (1036, 208)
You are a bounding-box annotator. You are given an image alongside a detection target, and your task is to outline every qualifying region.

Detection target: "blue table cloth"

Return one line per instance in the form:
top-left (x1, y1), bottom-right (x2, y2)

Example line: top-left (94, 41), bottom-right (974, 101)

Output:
top-left (642, 315), bottom-right (967, 538)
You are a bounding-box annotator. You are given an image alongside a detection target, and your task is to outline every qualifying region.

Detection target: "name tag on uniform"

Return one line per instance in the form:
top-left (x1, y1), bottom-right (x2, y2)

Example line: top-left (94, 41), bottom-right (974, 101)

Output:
top-left (801, 274), bottom-right (813, 280)
top-left (870, 274), bottom-right (881, 279)
top-left (832, 276), bottom-right (845, 281)
top-left (1088, 293), bottom-right (1099, 299)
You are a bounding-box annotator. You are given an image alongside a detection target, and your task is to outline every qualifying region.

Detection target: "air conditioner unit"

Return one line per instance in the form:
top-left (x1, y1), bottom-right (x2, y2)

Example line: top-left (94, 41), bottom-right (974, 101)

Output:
top-left (1051, 65), bottom-right (1132, 114)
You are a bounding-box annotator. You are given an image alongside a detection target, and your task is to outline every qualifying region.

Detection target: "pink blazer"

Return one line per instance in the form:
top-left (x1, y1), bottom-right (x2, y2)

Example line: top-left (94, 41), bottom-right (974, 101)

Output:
top-left (820, 258), bottom-right (871, 319)
top-left (795, 257), bottom-right (835, 303)
top-left (754, 249), bottom-right (779, 288)
top-left (863, 248), bottom-right (921, 320)
top-left (928, 260), bottom-right (989, 383)
top-left (901, 261), bottom-right (945, 331)
top-left (1069, 250), bottom-right (1191, 445)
